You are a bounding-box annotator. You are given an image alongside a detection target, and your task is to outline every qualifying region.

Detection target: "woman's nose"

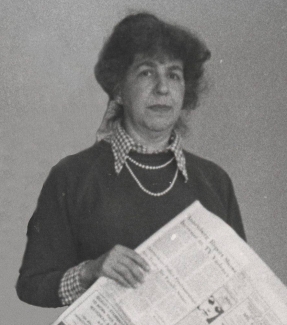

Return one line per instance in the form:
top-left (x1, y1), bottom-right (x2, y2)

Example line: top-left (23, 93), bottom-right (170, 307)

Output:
top-left (155, 74), bottom-right (169, 95)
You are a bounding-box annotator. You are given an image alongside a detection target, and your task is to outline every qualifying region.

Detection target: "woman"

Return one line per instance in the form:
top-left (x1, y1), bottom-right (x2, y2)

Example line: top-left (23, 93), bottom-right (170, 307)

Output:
top-left (16, 13), bottom-right (246, 308)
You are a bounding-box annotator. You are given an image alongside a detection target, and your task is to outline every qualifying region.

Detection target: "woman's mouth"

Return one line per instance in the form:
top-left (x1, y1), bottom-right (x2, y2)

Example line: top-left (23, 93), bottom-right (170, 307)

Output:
top-left (148, 104), bottom-right (172, 112)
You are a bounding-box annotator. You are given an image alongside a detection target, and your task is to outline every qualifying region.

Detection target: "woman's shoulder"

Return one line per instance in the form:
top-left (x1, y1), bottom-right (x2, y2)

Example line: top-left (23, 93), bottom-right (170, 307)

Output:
top-left (183, 150), bottom-right (238, 211)
top-left (50, 140), bottom-right (113, 177)
top-left (183, 150), bottom-right (231, 183)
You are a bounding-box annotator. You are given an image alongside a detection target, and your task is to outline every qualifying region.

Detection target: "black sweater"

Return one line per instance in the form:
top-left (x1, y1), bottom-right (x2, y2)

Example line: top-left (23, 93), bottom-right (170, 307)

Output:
top-left (16, 141), bottom-right (245, 307)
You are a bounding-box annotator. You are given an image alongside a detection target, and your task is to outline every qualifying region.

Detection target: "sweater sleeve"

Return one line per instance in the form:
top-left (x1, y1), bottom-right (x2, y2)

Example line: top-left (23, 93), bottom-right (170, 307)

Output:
top-left (210, 163), bottom-right (246, 241)
top-left (16, 164), bottom-right (80, 307)
top-left (225, 175), bottom-right (246, 242)
top-left (194, 156), bottom-right (247, 242)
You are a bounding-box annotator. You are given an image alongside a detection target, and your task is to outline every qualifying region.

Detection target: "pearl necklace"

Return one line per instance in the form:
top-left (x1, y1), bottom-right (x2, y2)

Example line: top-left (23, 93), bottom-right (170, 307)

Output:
top-left (125, 161), bottom-right (178, 197)
top-left (127, 156), bottom-right (175, 170)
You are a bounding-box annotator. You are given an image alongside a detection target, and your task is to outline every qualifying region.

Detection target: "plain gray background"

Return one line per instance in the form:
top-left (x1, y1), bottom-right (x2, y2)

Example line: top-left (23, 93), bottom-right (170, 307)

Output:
top-left (1, 0), bottom-right (287, 324)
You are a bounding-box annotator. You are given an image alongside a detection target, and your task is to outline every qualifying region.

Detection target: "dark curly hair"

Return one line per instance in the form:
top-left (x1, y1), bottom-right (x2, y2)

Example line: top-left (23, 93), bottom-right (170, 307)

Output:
top-left (95, 12), bottom-right (211, 132)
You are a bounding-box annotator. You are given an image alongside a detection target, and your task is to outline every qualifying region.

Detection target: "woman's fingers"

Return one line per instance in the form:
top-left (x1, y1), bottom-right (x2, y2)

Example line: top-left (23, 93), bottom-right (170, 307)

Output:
top-left (101, 245), bottom-right (150, 288)
top-left (122, 248), bottom-right (150, 272)
top-left (106, 268), bottom-right (131, 288)
top-left (114, 262), bottom-right (140, 288)
top-left (79, 245), bottom-right (150, 289)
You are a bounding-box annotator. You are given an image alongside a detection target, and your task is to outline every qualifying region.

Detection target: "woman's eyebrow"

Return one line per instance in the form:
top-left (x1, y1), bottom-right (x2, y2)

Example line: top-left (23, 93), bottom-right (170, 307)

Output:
top-left (134, 60), bottom-right (156, 69)
top-left (134, 61), bottom-right (183, 71)
top-left (168, 65), bottom-right (183, 72)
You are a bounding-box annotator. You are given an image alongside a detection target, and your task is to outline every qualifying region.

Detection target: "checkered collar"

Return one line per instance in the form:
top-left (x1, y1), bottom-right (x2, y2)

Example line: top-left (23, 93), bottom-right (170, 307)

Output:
top-left (109, 123), bottom-right (188, 182)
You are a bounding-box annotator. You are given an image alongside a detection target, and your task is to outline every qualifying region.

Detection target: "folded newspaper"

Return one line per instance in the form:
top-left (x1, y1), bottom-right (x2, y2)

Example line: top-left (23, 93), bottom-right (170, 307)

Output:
top-left (53, 201), bottom-right (287, 325)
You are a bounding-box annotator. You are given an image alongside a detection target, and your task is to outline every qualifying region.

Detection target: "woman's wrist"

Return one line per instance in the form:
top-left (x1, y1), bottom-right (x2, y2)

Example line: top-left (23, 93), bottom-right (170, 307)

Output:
top-left (79, 260), bottom-right (98, 289)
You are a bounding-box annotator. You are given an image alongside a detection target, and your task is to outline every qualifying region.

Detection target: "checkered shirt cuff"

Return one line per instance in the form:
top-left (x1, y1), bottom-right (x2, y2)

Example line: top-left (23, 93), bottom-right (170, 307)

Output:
top-left (58, 261), bottom-right (89, 306)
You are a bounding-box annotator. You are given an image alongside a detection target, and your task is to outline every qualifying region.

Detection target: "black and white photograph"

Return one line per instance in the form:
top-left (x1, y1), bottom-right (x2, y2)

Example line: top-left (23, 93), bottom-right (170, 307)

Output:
top-left (1, 1), bottom-right (287, 324)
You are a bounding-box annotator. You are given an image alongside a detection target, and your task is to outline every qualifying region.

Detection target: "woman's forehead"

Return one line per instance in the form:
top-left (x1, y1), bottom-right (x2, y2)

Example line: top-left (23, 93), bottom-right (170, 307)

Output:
top-left (132, 53), bottom-right (183, 69)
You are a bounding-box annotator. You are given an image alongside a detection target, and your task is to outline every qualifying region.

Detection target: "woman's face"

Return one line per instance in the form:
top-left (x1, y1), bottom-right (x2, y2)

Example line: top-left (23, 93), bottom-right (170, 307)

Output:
top-left (120, 54), bottom-right (185, 138)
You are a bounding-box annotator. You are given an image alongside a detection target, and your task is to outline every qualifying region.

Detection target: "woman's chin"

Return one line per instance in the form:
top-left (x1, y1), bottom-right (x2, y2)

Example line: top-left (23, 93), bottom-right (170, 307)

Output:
top-left (143, 119), bottom-right (175, 133)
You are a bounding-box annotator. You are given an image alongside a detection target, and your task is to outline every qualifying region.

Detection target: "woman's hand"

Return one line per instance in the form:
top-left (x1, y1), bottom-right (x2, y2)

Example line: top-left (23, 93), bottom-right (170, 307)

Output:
top-left (79, 244), bottom-right (150, 289)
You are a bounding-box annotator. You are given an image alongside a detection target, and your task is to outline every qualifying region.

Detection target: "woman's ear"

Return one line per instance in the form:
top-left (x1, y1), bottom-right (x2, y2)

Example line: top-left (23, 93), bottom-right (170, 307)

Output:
top-left (115, 94), bottom-right (123, 105)
top-left (113, 83), bottom-right (123, 105)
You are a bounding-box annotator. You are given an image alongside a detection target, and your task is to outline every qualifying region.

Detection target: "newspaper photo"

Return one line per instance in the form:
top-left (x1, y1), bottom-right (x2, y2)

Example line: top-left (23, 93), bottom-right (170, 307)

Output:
top-left (52, 201), bottom-right (287, 325)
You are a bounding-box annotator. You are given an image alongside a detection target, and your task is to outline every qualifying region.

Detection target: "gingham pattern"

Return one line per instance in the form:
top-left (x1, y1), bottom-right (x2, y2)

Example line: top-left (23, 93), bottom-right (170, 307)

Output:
top-left (58, 261), bottom-right (89, 306)
top-left (110, 123), bottom-right (188, 182)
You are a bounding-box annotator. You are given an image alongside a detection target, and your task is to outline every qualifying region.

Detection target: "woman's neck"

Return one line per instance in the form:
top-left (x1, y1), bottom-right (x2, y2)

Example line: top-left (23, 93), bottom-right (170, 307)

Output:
top-left (124, 123), bottom-right (172, 153)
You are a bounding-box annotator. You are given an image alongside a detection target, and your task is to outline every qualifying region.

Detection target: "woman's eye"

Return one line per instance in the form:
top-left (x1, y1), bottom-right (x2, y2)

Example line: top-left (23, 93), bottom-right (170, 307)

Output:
top-left (169, 72), bottom-right (181, 81)
top-left (139, 70), bottom-right (153, 77)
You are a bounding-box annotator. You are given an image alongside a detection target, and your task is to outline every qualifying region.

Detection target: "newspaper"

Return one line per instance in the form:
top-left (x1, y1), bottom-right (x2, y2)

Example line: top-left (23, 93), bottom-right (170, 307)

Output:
top-left (52, 201), bottom-right (287, 325)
